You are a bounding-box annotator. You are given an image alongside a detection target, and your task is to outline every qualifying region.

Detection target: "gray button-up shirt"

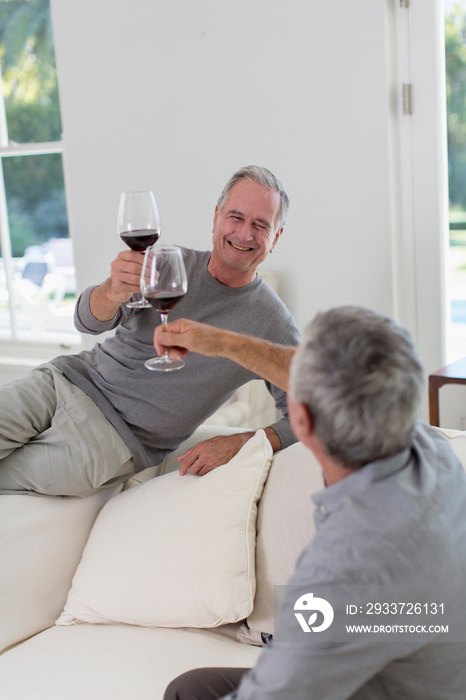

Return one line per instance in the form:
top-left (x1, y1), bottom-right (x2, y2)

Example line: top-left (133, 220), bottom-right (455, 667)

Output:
top-left (227, 422), bottom-right (466, 699)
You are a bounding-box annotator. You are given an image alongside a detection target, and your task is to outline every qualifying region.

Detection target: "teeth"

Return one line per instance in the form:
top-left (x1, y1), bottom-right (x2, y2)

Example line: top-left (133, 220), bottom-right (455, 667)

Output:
top-left (229, 241), bottom-right (252, 251)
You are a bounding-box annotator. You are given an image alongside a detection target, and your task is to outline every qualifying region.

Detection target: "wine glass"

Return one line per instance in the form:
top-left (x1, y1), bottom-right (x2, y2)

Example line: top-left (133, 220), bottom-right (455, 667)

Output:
top-left (141, 244), bottom-right (188, 371)
top-left (117, 191), bottom-right (161, 309)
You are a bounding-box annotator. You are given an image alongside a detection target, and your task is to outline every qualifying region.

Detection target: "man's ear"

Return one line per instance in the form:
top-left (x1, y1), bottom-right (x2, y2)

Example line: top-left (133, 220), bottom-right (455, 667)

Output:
top-left (292, 402), bottom-right (314, 445)
top-left (212, 205), bottom-right (219, 231)
top-left (270, 227), bottom-right (283, 253)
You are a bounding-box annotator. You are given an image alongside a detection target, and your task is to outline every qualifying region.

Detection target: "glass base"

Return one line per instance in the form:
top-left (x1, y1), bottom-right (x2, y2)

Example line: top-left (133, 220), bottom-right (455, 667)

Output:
top-left (127, 298), bottom-right (151, 309)
top-left (145, 356), bottom-right (185, 372)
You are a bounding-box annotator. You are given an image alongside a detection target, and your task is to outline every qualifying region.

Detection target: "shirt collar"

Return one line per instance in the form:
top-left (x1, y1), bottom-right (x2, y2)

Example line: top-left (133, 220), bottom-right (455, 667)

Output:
top-left (312, 447), bottom-right (412, 526)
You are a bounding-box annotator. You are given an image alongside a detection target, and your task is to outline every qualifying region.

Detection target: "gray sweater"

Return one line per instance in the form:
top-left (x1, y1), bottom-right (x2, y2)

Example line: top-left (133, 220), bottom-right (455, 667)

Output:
top-left (52, 248), bottom-right (301, 471)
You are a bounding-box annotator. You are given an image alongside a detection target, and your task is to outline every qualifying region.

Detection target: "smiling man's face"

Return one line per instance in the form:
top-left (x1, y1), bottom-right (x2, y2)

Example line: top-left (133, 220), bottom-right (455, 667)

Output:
top-left (208, 179), bottom-right (283, 288)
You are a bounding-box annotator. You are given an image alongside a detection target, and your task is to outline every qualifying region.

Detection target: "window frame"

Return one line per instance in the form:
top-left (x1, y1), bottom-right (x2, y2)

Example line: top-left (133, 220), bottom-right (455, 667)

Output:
top-left (0, 64), bottom-right (80, 355)
top-left (390, 0), bottom-right (449, 375)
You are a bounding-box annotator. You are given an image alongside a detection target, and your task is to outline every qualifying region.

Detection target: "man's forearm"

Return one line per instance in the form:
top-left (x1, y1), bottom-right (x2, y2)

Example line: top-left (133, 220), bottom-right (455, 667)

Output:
top-left (219, 330), bottom-right (295, 392)
top-left (154, 319), bottom-right (296, 391)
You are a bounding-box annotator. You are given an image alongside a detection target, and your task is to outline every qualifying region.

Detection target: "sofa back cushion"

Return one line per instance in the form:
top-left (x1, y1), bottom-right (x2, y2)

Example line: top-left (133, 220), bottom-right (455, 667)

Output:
top-left (434, 426), bottom-right (466, 463)
top-left (237, 425), bottom-right (466, 646)
top-left (237, 441), bottom-right (324, 645)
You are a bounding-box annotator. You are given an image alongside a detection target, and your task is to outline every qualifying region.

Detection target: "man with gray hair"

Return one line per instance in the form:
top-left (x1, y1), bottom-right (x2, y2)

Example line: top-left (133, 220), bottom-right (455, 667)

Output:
top-left (157, 307), bottom-right (466, 699)
top-left (289, 305), bottom-right (424, 469)
top-left (216, 165), bottom-right (289, 233)
top-left (0, 165), bottom-right (300, 496)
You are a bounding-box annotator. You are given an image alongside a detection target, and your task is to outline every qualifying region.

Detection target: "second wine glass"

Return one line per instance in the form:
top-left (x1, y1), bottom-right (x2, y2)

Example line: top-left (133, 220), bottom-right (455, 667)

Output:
top-left (141, 244), bottom-right (188, 371)
top-left (118, 190), bottom-right (161, 309)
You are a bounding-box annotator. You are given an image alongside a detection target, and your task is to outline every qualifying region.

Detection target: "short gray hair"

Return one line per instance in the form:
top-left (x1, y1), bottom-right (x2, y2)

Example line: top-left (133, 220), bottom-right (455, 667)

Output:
top-left (216, 165), bottom-right (289, 231)
top-left (289, 306), bottom-right (425, 468)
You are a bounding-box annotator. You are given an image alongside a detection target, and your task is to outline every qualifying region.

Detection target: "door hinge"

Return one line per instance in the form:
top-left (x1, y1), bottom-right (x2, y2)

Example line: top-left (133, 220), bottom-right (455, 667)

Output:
top-left (402, 84), bottom-right (413, 115)
top-left (400, 0), bottom-right (410, 8)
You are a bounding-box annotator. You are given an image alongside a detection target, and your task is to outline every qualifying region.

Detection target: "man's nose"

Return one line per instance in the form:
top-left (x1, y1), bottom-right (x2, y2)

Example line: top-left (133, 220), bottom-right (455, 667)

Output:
top-left (235, 221), bottom-right (254, 241)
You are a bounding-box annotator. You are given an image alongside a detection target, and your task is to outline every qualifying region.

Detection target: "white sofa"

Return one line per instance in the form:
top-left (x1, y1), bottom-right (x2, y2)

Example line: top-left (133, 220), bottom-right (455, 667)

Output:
top-left (1, 424), bottom-right (465, 700)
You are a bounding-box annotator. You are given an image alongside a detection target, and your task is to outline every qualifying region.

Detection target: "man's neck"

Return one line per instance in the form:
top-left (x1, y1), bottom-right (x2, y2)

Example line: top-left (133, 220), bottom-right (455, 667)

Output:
top-left (207, 256), bottom-right (256, 288)
top-left (307, 436), bottom-right (356, 486)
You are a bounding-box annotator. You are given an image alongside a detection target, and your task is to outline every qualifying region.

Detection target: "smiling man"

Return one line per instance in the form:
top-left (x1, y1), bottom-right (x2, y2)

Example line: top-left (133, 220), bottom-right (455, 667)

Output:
top-left (208, 176), bottom-right (284, 287)
top-left (0, 165), bottom-right (301, 497)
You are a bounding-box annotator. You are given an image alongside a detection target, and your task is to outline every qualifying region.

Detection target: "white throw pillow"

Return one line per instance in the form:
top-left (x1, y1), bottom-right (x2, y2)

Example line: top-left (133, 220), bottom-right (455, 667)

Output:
top-left (56, 430), bottom-right (273, 629)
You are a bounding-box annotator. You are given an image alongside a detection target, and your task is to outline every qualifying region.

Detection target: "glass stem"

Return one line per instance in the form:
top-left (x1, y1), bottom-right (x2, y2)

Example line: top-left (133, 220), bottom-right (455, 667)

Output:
top-left (160, 312), bottom-right (169, 359)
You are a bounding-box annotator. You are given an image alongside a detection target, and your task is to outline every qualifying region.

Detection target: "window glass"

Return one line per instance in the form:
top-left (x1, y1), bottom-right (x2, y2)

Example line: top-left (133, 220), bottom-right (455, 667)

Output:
top-left (3, 154), bottom-right (68, 254)
top-left (0, 0), bottom-right (62, 143)
top-left (445, 1), bottom-right (466, 360)
top-left (0, 0), bottom-right (78, 346)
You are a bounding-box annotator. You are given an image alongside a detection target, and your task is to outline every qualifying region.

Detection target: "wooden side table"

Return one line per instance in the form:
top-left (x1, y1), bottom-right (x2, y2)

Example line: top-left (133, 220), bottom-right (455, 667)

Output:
top-left (428, 356), bottom-right (466, 426)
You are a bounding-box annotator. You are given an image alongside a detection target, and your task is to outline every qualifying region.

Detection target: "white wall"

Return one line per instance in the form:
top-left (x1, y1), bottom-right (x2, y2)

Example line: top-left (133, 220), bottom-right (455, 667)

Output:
top-left (48, 0), bottom-right (448, 421)
top-left (50, 0), bottom-right (394, 335)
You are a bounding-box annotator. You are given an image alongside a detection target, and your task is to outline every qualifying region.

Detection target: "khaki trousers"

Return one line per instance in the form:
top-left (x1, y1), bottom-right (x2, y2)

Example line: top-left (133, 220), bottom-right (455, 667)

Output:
top-left (0, 363), bottom-right (134, 496)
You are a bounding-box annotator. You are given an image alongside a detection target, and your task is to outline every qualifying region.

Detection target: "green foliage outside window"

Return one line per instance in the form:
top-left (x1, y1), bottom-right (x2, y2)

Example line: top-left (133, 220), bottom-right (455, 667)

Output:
top-left (445, 3), bottom-right (466, 213)
top-left (2, 2), bottom-right (466, 255)
top-left (0, 0), bottom-right (67, 257)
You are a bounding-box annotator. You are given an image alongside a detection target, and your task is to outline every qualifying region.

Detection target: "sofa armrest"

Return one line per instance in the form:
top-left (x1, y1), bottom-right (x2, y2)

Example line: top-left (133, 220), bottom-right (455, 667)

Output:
top-left (0, 486), bottom-right (120, 654)
top-left (205, 381), bottom-right (279, 429)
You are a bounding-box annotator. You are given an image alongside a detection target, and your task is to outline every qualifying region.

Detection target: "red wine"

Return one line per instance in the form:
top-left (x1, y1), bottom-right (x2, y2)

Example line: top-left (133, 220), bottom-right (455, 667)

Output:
top-left (145, 291), bottom-right (185, 312)
top-left (120, 229), bottom-right (160, 252)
